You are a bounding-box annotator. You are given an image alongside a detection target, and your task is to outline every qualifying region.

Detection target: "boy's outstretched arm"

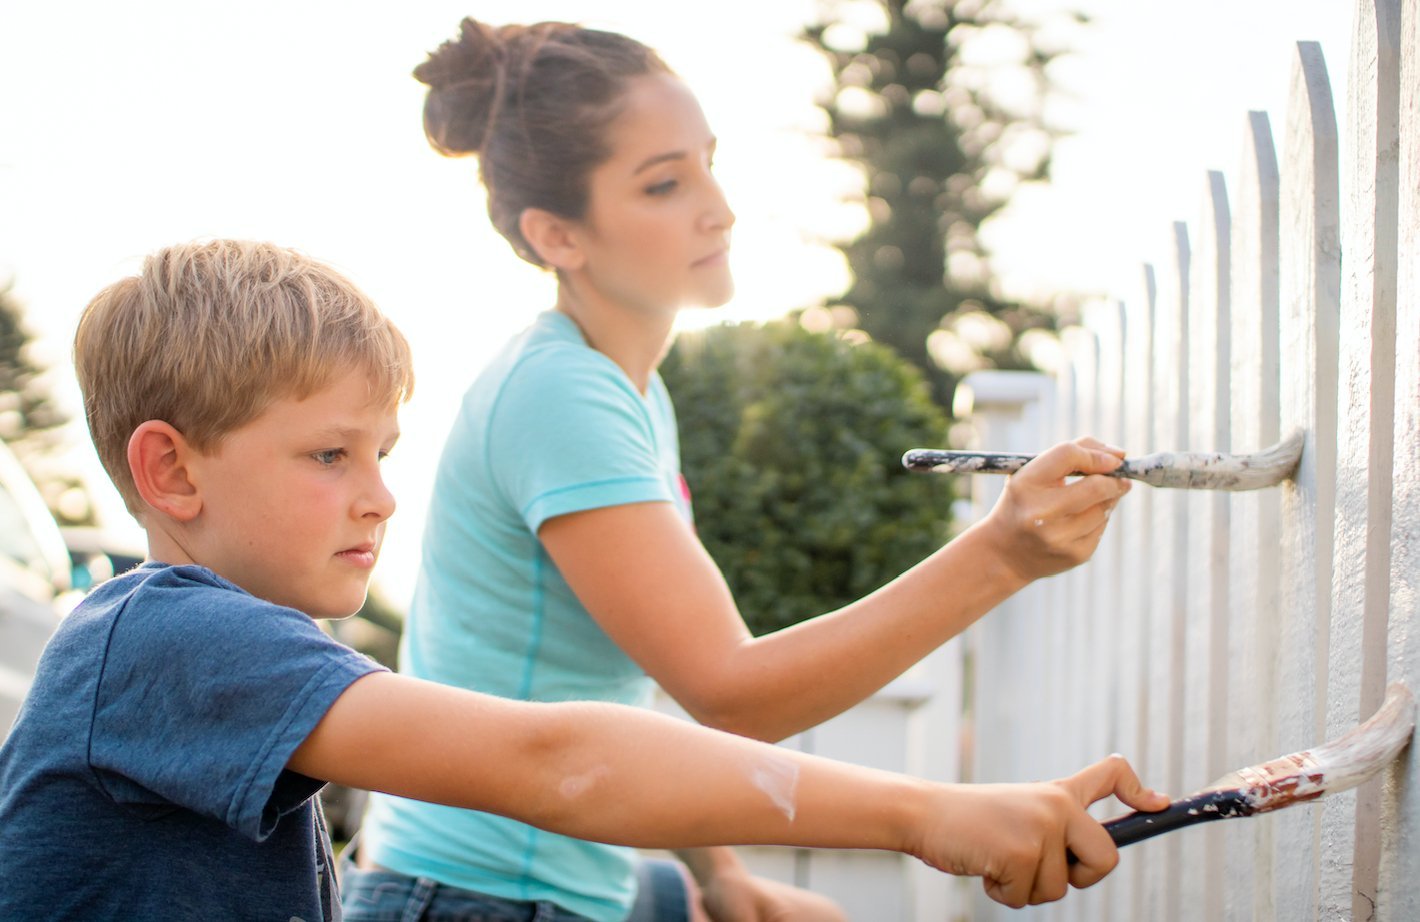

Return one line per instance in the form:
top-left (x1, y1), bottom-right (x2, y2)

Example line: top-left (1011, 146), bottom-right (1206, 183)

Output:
top-left (289, 672), bottom-right (1167, 907)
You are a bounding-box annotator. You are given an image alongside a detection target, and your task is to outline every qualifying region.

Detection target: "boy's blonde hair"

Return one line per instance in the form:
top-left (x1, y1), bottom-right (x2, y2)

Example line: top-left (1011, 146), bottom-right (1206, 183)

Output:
top-left (75, 239), bottom-right (415, 515)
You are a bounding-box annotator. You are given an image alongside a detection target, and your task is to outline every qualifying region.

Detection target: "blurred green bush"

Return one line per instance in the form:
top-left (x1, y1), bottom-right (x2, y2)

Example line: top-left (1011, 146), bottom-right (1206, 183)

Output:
top-left (661, 319), bottom-right (953, 636)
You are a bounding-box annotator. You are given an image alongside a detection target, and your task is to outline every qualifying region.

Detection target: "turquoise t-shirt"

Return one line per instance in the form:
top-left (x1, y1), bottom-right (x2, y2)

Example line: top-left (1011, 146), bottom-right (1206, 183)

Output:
top-left (361, 311), bottom-right (691, 922)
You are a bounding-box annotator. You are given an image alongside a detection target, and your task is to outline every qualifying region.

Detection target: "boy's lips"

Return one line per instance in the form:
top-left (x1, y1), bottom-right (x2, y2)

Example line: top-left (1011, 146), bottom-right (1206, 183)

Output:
top-left (335, 542), bottom-right (378, 568)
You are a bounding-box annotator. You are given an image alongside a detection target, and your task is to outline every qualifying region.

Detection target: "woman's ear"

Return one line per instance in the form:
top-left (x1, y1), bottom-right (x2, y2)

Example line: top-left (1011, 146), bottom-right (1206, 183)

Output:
top-left (520, 207), bottom-right (587, 271)
top-left (127, 421), bottom-right (202, 523)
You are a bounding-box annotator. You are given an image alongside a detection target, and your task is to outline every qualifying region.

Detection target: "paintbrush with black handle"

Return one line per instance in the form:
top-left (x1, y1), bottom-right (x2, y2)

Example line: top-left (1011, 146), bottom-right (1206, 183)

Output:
top-left (1069, 682), bottom-right (1415, 862)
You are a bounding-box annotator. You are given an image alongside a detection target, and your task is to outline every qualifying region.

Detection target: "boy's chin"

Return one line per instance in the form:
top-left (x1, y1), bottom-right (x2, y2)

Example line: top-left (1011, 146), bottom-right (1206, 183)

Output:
top-left (306, 589), bottom-right (370, 621)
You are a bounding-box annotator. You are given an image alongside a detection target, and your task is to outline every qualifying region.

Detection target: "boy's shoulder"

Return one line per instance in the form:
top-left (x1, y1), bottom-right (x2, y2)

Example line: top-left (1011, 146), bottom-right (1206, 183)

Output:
top-left (67, 561), bottom-right (316, 641)
top-left (0, 562), bottom-right (382, 920)
top-left (18, 561), bottom-right (372, 763)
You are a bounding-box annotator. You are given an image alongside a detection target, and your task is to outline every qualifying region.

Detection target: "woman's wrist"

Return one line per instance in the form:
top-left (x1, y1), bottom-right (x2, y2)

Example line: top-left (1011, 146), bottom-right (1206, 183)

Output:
top-left (956, 515), bottom-right (1036, 595)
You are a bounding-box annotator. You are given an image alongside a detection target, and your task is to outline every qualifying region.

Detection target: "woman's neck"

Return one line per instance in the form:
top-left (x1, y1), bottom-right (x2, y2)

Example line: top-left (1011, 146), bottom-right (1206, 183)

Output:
top-left (555, 289), bottom-right (676, 394)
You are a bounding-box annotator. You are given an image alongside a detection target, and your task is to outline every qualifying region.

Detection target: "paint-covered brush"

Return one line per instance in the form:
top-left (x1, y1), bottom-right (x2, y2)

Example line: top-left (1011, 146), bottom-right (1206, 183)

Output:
top-left (903, 429), bottom-right (1305, 491)
top-left (1072, 682), bottom-right (1415, 861)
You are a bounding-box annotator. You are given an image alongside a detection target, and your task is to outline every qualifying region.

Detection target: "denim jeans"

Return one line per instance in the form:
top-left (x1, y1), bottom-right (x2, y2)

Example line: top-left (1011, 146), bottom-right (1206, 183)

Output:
top-left (338, 840), bottom-right (688, 922)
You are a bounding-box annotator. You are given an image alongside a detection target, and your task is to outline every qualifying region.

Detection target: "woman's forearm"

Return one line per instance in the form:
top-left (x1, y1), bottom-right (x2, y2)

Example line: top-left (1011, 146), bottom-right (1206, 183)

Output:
top-left (699, 519), bottom-right (1027, 741)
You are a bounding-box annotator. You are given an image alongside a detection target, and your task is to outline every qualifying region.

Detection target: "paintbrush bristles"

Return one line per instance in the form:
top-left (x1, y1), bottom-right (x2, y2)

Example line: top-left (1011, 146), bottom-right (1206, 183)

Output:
top-left (1205, 682), bottom-right (1415, 813)
top-left (1117, 429), bottom-right (1306, 490)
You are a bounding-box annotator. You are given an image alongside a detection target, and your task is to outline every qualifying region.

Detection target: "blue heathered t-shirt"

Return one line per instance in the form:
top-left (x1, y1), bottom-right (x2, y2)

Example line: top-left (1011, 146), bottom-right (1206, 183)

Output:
top-left (0, 562), bottom-right (385, 921)
top-left (360, 311), bottom-right (691, 922)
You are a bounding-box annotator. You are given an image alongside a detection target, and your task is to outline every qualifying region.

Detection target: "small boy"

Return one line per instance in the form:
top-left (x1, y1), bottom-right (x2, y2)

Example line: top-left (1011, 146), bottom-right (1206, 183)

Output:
top-left (0, 240), bottom-right (1166, 919)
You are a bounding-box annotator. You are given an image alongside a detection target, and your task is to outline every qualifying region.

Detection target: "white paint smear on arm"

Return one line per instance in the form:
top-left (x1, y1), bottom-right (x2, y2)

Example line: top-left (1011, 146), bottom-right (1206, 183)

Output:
top-left (750, 754), bottom-right (800, 823)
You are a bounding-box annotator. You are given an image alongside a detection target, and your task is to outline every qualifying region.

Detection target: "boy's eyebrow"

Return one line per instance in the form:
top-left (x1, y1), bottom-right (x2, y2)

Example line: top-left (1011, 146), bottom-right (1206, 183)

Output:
top-left (310, 425), bottom-right (400, 443)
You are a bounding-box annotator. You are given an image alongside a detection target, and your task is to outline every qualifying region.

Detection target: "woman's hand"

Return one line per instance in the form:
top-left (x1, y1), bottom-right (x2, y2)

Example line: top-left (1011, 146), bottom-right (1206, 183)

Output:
top-left (974, 436), bottom-right (1131, 583)
top-left (911, 754), bottom-right (1169, 909)
top-left (698, 870), bottom-right (846, 922)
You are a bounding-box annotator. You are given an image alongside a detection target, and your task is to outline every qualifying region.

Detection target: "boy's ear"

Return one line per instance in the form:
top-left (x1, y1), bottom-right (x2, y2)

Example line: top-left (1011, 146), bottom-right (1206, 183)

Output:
top-left (519, 207), bottom-right (587, 271)
top-left (127, 421), bottom-right (202, 522)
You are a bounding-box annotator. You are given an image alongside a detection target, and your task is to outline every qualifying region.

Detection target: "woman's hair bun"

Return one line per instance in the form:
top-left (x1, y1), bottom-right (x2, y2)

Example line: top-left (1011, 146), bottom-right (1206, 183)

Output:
top-left (413, 18), bottom-right (509, 156)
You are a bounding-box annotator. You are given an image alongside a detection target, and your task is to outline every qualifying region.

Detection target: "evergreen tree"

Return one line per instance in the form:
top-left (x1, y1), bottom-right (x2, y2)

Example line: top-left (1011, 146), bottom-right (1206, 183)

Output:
top-left (802, 0), bottom-right (1082, 409)
top-left (0, 281), bottom-right (92, 525)
top-left (0, 282), bottom-right (67, 452)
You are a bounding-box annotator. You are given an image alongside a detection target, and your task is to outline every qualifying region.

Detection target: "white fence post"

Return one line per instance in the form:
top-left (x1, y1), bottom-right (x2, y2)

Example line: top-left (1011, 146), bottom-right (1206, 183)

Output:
top-left (1321, 1), bottom-right (1401, 919)
top-left (1379, 0), bottom-right (1420, 917)
top-left (1139, 224), bottom-right (1190, 922)
top-left (1226, 108), bottom-right (1283, 921)
top-left (1274, 39), bottom-right (1342, 922)
top-left (1180, 170), bottom-right (1231, 922)
top-left (1117, 268), bottom-right (1157, 922)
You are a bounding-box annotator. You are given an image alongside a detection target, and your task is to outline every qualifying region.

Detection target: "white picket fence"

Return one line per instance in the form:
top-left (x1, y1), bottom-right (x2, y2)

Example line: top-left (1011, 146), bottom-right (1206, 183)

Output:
top-left (653, 1), bottom-right (1416, 919)
top-left (954, 0), bottom-right (1417, 918)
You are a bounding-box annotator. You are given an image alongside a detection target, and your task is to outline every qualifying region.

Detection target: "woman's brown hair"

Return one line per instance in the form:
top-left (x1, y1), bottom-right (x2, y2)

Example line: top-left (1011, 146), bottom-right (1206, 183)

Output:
top-left (415, 19), bottom-right (671, 266)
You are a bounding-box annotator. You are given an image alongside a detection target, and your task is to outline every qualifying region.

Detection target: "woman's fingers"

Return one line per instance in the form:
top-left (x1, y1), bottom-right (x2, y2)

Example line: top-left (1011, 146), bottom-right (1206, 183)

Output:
top-left (1014, 438), bottom-right (1126, 486)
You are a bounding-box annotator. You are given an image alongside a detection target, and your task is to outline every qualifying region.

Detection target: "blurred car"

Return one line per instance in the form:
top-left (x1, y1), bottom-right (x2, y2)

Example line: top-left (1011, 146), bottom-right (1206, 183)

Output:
top-left (61, 524), bottom-right (145, 591)
top-left (0, 439), bottom-right (72, 738)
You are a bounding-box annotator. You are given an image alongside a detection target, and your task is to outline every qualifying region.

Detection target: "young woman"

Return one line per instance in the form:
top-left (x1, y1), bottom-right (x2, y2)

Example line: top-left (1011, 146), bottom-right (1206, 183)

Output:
top-left (346, 18), bottom-right (1134, 922)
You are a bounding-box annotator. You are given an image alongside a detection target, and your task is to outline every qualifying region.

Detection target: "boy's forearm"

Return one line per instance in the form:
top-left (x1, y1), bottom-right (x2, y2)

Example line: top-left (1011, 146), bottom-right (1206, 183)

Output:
top-left (293, 673), bottom-right (926, 855)
top-left (490, 701), bottom-right (926, 853)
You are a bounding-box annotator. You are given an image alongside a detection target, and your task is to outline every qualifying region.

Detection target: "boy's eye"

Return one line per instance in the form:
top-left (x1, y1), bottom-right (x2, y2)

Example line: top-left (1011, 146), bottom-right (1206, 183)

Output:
top-left (312, 448), bottom-right (346, 465)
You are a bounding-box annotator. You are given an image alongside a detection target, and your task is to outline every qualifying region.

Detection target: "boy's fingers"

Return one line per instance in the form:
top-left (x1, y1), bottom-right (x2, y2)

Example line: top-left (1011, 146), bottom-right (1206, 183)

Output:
top-left (1029, 840), bottom-right (1071, 904)
top-left (1065, 753), bottom-right (1168, 811)
top-left (983, 868), bottom-right (1033, 910)
top-left (1057, 754), bottom-right (1170, 888)
top-left (1064, 814), bottom-right (1117, 889)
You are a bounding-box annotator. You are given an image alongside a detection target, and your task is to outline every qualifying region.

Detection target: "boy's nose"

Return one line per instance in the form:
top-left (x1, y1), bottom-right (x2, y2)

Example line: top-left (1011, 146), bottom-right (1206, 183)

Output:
top-left (358, 473), bottom-right (397, 522)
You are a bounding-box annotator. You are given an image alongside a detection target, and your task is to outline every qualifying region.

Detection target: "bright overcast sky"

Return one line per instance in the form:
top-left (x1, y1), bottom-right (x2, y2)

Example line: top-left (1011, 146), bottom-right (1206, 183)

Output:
top-left (0, 1), bottom-right (1352, 602)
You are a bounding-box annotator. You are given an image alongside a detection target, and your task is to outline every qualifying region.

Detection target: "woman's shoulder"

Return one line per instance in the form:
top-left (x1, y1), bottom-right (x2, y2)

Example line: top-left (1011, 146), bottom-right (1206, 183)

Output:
top-left (500, 317), bottom-right (641, 399)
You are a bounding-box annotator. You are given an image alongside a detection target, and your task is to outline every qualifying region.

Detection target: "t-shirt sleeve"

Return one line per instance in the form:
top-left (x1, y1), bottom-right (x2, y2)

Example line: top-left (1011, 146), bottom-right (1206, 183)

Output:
top-left (489, 346), bottom-right (676, 533)
top-left (88, 568), bottom-right (385, 841)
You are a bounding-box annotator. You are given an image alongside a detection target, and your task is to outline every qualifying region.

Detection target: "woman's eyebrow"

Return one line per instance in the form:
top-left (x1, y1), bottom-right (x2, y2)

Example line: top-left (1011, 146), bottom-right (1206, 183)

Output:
top-left (633, 151), bottom-right (686, 175)
top-left (632, 138), bottom-right (717, 175)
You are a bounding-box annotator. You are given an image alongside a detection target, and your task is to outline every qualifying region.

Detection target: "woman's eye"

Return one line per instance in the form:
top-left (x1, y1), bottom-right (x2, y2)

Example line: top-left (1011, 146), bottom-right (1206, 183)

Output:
top-left (313, 448), bottom-right (346, 465)
top-left (646, 179), bottom-right (678, 196)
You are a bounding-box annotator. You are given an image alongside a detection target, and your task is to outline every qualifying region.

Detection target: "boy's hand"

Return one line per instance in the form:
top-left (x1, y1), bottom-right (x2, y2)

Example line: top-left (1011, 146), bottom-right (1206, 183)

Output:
top-left (977, 436), bottom-right (1130, 583)
top-left (914, 754), bottom-right (1168, 909)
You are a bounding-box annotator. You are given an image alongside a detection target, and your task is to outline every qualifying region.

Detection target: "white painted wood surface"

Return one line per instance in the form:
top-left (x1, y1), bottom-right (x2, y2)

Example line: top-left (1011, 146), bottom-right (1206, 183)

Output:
top-left (1144, 223), bottom-right (1190, 922)
top-left (648, 1), bottom-right (1414, 916)
top-left (1182, 169), bottom-right (1230, 922)
top-left (1379, 0), bottom-right (1420, 918)
top-left (1321, 2), bottom-right (1399, 919)
top-left (952, 3), bottom-right (1413, 919)
top-left (1274, 40), bottom-right (1340, 922)
top-left (1226, 108), bottom-right (1282, 922)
